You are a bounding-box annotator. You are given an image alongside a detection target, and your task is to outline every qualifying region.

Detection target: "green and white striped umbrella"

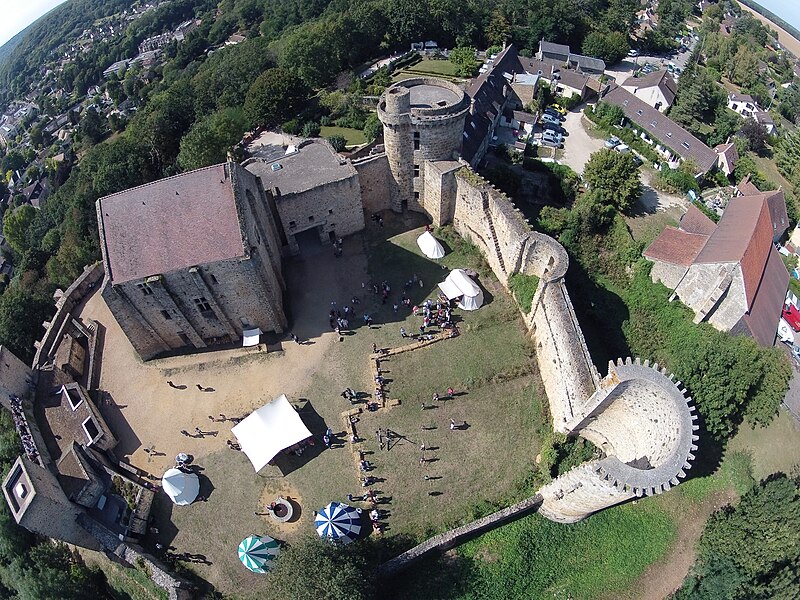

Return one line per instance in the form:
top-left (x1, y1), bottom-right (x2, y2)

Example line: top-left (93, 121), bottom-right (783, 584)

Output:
top-left (237, 535), bottom-right (280, 573)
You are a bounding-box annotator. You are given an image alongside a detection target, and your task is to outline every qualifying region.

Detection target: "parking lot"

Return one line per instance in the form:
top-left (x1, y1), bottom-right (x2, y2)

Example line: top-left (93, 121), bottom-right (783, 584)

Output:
top-left (604, 42), bottom-right (696, 86)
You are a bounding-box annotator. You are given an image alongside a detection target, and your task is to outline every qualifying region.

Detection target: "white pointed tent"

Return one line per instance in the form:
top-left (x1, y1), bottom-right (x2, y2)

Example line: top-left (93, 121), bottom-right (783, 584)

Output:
top-left (416, 231), bottom-right (446, 259)
top-left (161, 468), bottom-right (200, 506)
top-left (438, 269), bottom-right (484, 311)
top-left (232, 394), bottom-right (313, 472)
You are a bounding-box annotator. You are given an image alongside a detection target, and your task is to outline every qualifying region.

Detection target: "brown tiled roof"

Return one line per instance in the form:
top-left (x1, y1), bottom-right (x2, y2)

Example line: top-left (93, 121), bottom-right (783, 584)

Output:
top-left (695, 195), bottom-right (773, 308)
top-left (621, 70), bottom-right (677, 105)
top-left (97, 163), bottom-right (245, 284)
top-left (643, 227), bottom-right (710, 266)
top-left (739, 246), bottom-right (788, 346)
top-left (713, 142), bottom-right (737, 165)
top-left (680, 204), bottom-right (717, 236)
top-left (602, 85), bottom-right (717, 174)
top-left (737, 174), bottom-right (760, 195)
top-left (764, 190), bottom-right (789, 238)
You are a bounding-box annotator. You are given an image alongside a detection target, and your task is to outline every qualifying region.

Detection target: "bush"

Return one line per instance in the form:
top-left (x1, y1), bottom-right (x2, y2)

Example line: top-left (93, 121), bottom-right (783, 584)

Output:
top-left (282, 119), bottom-right (301, 135)
top-left (508, 273), bottom-right (540, 313)
top-left (653, 167), bottom-right (700, 194)
top-left (327, 135), bottom-right (346, 152)
top-left (320, 115), bottom-right (332, 126)
top-left (302, 121), bottom-right (321, 138)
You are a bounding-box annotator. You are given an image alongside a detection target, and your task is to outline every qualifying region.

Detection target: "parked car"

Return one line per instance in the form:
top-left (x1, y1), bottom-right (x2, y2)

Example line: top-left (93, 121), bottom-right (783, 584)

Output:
top-left (549, 105), bottom-right (567, 116)
top-left (627, 49), bottom-right (639, 57)
top-left (541, 113), bottom-right (560, 125)
top-left (604, 136), bottom-right (621, 148)
top-left (540, 137), bottom-right (562, 148)
top-left (615, 143), bottom-right (631, 154)
top-left (542, 122), bottom-right (566, 135)
top-left (783, 304), bottom-right (800, 332)
top-left (542, 130), bottom-right (563, 145)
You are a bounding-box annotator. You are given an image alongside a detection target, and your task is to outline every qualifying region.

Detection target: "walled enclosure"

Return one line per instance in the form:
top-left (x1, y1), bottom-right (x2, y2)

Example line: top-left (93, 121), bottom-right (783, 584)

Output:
top-left (374, 75), bottom-right (700, 525)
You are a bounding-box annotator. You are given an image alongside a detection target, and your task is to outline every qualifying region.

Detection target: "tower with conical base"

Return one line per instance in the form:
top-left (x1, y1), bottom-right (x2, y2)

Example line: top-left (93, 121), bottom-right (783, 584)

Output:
top-left (377, 78), bottom-right (470, 213)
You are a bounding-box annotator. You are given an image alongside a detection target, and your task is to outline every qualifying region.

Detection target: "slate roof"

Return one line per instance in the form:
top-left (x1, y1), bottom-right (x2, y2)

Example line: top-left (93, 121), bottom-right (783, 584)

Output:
top-left (570, 54), bottom-right (606, 73)
top-left (462, 45), bottom-right (519, 164)
top-left (642, 227), bottom-right (709, 266)
top-left (621, 70), bottom-right (677, 105)
top-left (97, 163), bottom-right (246, 284)
top-left (540, 41), bottom-right (570, 58)
top-left (602, 85), bottom-right (717, 174)
top-left (555, 69), bottom-right (588, 94)
top-left (729, 92), bottom-right (756, 104)
top-left (713, 142), bottom-right (738, 169)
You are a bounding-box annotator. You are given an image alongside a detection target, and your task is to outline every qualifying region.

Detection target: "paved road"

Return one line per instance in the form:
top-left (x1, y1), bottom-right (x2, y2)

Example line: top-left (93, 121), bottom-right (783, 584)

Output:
top-left (560, 109), bottom-right (606, 175)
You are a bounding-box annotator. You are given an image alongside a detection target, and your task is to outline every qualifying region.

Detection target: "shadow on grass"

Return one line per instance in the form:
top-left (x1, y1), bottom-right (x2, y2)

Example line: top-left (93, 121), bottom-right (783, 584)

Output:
top-left (564, 259), bottom-right (631, 376)
top-left (271, 399), bottom-right (328, 476)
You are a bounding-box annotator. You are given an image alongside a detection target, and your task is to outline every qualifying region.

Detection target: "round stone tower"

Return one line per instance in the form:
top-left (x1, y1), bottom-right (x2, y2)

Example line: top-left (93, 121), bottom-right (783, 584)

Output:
top-left (377, 78), bottom-right (471, 213)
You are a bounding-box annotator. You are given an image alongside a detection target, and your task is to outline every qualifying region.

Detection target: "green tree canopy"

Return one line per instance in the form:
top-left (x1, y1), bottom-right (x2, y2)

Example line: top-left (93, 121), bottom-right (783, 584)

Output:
top-left (266, 537), bottom-right (375, 600)
top-left (582, 149), bottom-right (642, 213)
top-left (327, 135), bottom-right (347, 152)
top-left (244, 68), bottom-right (309, 129)
top-left (3, 205), bottom-right (37, 255)
top-left (177, 107), bottom-right (249, 172)
top-left (581, 31), bottom-right (629, 65)
top-left (449, 47), bottom-right (479, 77)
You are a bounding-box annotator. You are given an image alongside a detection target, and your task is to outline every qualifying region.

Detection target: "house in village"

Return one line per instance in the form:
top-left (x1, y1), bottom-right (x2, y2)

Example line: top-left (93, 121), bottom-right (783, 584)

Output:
top-left (536, 40), bottom-right (606, 75)
top-left (644, 193), bottom-right (789, 347)
top-left (620, 70), bottom-right (678, 112)
top-left (602, 84), bottom-right (718, 175)
top-left (714, 142), bottom-right (738, 176)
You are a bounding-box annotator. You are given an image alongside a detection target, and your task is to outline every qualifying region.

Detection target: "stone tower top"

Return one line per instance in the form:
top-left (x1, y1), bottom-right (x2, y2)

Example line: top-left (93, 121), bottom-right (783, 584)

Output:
top-left (378, 78), bottom-right (470, 126)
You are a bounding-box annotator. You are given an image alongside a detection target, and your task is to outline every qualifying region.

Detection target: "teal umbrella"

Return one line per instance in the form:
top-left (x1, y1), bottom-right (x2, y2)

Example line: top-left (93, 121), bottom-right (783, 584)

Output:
top-left (237, 535), bottom-right (280, 573)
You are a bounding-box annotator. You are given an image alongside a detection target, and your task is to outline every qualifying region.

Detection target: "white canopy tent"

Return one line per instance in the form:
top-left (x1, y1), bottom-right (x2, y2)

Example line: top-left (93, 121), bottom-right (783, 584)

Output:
top-left (416, 231), bottom-right (446, 260)
top-left (438, 269), bottom-right (484, 311)
top-left (232, 394), bottom-right (313, 472)
top-left (242, 328), bottom-right (263, 347)
top-left (161, 468), bottom-right (200, 506)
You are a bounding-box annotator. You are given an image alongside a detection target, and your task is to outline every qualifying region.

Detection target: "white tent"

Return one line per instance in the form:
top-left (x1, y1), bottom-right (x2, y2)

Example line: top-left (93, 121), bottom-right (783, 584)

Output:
top-left (416, 231), bottom-right (446, 260)
top-left (242, 328), bottom-right (263, 347)
top-left (161, 468), bottom-right (200, 506)
top-left (232, 394), bottom-right (313, 472)
top-left (438, 269), bottom-right (484, 311)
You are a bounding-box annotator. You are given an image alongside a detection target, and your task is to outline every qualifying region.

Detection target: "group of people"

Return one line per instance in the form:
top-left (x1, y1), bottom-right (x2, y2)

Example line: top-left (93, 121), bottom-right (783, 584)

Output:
top-left (9, 395), bottom-right (39, 463)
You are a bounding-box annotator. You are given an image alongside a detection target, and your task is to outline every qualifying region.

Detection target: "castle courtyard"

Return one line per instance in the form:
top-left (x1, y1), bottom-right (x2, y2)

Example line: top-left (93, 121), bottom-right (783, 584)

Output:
top-left (76, 211), bottom-right (545, 598)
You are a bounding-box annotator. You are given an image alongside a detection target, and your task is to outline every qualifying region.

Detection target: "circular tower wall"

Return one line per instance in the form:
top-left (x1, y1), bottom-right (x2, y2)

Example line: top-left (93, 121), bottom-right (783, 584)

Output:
top-left (378, 78), bottom-right (471, 212)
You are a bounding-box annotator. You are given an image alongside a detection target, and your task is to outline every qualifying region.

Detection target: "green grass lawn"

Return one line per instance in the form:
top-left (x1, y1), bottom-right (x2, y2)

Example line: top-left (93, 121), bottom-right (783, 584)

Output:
top-left (405, 59), bottom-right (460, 76)
top-left (727, 409), bottom-right (800, 480)
top-left (386, 501), bottom-right (676, 600)
top-left (320, 125), bottom-right (367, 147)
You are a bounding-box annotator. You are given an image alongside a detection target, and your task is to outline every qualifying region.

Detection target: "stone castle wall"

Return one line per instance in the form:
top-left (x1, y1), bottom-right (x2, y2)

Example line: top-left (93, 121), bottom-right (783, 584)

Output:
top-left (353, 154), bottom-right (392, 215)
top-left (33, 262), bottom-right (105, 369)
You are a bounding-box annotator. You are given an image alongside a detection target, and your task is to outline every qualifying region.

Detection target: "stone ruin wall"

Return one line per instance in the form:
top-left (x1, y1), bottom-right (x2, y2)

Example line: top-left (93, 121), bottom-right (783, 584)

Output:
top-left (353, 154), bottom-right (392, 216)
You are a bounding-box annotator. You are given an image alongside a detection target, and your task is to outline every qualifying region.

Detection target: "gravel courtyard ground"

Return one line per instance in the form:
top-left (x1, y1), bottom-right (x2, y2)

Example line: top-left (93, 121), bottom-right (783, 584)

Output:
top-left (78, 212), bottom-right (544, 598)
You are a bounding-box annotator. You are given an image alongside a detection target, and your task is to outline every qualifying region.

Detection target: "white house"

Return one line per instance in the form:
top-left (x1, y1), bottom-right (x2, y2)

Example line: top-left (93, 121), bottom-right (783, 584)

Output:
top-left (620, 70), bottom-right (677, 113)
top-left (727, 93), bottom-right (758, 118)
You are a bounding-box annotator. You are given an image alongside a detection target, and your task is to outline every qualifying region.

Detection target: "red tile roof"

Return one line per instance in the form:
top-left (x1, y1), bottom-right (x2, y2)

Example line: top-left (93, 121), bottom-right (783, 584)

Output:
top-left (739, 247), bottom-right (789, 346)
top-left (695, 196), bottom-right (773, 309)
top-left (643, 227), bottom-right (710, 266)
top-left (680, 204), bottom-right (717, 236)
top-left (98, 163), bottom-right (246, 285)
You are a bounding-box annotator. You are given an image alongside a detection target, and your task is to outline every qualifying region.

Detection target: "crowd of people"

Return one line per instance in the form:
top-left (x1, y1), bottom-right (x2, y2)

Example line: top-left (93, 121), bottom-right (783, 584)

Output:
top-left (9, 395), bottom-right (40, 464)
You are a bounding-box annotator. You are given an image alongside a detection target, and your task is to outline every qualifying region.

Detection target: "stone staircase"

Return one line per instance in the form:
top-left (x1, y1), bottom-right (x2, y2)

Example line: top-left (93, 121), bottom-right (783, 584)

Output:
top-left (693, 266), bottom-right (734, 324)
top-left (481, 192), bottom-right (506, 275)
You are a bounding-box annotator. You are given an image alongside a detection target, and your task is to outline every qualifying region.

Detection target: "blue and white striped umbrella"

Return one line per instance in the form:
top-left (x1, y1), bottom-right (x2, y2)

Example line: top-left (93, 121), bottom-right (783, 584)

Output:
top-left (314, 502), bottom-right (362, 544)
top-left (237, 535), bottom-right (280, 573)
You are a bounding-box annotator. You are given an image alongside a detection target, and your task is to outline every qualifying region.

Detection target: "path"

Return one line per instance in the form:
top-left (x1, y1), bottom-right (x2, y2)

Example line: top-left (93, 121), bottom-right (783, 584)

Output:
top-left (608, 490), bottom-right (736, 600)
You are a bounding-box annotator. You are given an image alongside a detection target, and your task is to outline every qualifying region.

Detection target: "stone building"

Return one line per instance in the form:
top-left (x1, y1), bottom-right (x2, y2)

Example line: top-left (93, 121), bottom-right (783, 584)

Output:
top-left (97, 162), bottom-right (287, 360)
top-left (644, 196), bottom-right (789, 346)
top-left (245, 139), bottom-right (365, 254)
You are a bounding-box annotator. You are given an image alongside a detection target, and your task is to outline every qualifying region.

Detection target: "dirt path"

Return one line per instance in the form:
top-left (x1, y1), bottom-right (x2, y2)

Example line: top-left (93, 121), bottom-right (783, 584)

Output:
top-left (608, 490), bottom-right (736, 600)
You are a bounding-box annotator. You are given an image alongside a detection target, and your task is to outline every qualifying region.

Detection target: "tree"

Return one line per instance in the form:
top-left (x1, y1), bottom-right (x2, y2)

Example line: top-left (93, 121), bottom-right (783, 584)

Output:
top-left (177, 107), bottom-right (249, 172)
top-left (676, 475), bottom-right (800, 599)
top-left (777, 128), bottom-right (800, 189)
top-left (244, 68), bottom-right (309, 129)
top-left (3, 205), bottom-right (37, 255)
top-left (327, 135), bottom-right (346, 152)
top-left (267, 537), bottom-right (374, 600)
top-left (738, 120), bottom-right (769, 155)
top-left (363, 113), bottom-right (382, 142)
top-left (583, 149), bottom-right (642, 213)
top-left (486, 11), bottom-right (510, 47)
top-left (0, 287), bottom-right (52, 363)
top-left (79, 107), bottom-right (105, 146)
top-left (448, 47), bottom-right (479, 77)
top-left (581, 31), bottom-right (629, 65)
